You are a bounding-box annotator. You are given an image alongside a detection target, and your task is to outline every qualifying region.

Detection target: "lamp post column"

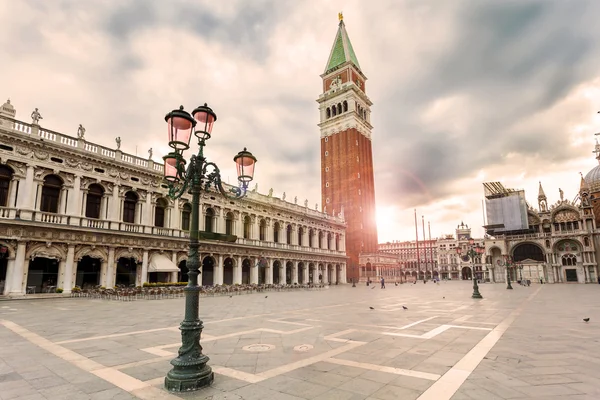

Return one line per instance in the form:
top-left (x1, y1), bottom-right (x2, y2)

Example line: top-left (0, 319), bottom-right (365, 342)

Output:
top-left (471, 259), bottom-right (482, 299)
top-left (165, 175), bottom-right (213, 391)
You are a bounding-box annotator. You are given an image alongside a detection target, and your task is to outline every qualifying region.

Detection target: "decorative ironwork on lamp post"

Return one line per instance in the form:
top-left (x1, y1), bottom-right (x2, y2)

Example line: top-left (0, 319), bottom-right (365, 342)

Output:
top-left (162, 104), bottom-right (257, 392)
top-left (456, 238), bottom-right (484, 299)
top-left (502, 255), bottom-right (516, 290)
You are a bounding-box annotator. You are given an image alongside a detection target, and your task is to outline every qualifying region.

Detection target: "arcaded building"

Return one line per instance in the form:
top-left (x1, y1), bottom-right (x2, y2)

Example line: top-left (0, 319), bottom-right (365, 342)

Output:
top-left (0, 99), bottom-right (347, 296)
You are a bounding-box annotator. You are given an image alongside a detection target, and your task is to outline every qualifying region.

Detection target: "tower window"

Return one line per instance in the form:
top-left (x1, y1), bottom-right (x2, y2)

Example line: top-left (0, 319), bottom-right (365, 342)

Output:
top-left (325, 137), bottom-right (328, 142)
top-left (332, 106), bottom-right (337, 117)
top-left (358, 189), bottom-right (361, 195)
top-left (337, 103), bottom-right (342, 114)
top-left (326, 108), bottom-right (331, 119)
top-left (326, 198), bottom-right (330, 204)
top-left (325, 167), bottom-right (329, 172)
top-left (356, 140), bottom-right (358, 146)
top-left (343, 101), bottom-right (348, 112)
top-left (357, 173), bottom-right (360, 179)
top-left (357, 156), bottom-right (359, 162)
top-left (325, 151), bottom-right (329, 156)
top-left (326, 182), bottom-right (329, 187)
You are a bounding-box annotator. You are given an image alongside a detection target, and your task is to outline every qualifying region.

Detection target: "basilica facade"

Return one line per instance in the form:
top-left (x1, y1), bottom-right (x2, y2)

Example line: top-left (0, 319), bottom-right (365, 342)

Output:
top-left (0, 100), bottom-right (348, 296)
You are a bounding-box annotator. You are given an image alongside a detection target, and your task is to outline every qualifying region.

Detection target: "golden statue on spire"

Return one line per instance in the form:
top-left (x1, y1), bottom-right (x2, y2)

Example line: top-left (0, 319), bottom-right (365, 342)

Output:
top-left (338, 12), bottom-right (343, 22)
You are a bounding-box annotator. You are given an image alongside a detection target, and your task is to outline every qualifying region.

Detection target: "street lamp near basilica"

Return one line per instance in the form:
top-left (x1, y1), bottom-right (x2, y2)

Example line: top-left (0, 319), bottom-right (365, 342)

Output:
top-left (162, 104), bottom-right (257, 392)
top-left (456, 239), bottom-right (484, 299)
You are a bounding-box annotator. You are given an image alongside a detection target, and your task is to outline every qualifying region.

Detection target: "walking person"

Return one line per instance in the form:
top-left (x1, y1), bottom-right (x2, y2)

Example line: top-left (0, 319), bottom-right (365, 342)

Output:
top-left (380, 277), bottom-right (385, 289)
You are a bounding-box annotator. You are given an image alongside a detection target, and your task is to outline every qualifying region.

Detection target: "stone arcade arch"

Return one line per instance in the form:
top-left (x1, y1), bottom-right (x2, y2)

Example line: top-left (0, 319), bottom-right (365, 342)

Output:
top-left (286, 261), bottom-right (293, 284)
top-left (76, 256), bottom-right (102, 288)
top-left (202, 255), bottom-right (215, 286)
top-left (178, 260), bottom-right (188, 283)
top-left (273, 260), bottom-right (281, 284)
top-left (461, 267), bottom-right (472, 280)
top-left (242, 258), bottom-right (251, 284)
top-left (223, 257), bottom-right (235, 285)
top-left (298, 262), bottom-right (305, 284)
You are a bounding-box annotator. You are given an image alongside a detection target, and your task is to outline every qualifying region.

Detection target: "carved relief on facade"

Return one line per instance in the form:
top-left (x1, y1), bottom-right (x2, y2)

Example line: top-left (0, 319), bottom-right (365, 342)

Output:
top-left (74, 245), bottom-right (108, 262)
top-left (33, 149), bottom-right (49, 161)
top-left (137, 190), bottom-right (148, 201)
top-left (553, 209), bottom-right (580, 223)
top-left (65, 158), bottom-right (80, 168)
top-left (178, 198), bottom-right (190, 208)
top-left (114, 247), bottom-right (142, 262)
top-left (26, 242), bottom-right (67, 261)
top-left (119, 172), bottom-right (130, 180)
top-left (5, 160), bottom-right (26, 177)
top-left (58, 171), bottom-right (74, 187)
top-left (108, 168), bottom-right (119, 178)
top-left (81, 162), bottom-right (93, 172)
top-left (16, 146), bottom-right (32, 156)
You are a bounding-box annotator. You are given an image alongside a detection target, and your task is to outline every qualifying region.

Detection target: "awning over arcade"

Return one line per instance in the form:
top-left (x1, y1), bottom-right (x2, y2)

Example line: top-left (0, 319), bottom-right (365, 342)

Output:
top-left (149, 255), bottom-right (179, 272)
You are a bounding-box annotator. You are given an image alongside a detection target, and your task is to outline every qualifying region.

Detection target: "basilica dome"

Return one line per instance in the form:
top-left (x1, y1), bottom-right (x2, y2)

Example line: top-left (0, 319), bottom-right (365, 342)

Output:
top-left (585, 165), bottom-right (600, 192)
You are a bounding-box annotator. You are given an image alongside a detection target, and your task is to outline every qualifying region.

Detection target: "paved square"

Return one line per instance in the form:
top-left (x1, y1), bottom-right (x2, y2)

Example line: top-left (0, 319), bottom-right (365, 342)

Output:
top-left (1, 282), bottom-right (599, 399)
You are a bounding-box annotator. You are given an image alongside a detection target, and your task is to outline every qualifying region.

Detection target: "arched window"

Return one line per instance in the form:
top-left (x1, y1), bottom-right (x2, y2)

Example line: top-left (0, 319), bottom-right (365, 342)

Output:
top-left (123, 191), bottom-right (137, 223)
top-left (327, 233), bottom-right (332, 250)
top-left (181, 203), bottom-right (191, 231)
top-left (286, 224), bottom-right (292, 245)
top-left (343, 101), bottom-right (348, 112)
top-left (259, 219), bottom-right (266, 241)
top-left (243, 216), bottom-right (251, 239)
top-left (298, 227), bottom-right (303, 246)
top-left (545, 239), bottom-right (550, 248)
top-left (561, 254), bottom-right (577, 266)
top-left (204, 208), bottom-right (214, 232)
top-left (85, 184), bottom-right (104, 219)
top-left (336, 234), bottom-right (340, 251)
top-left (326, 108), bottom-right (331, 119)
top-left (332, 106), bottom-right (337, 117)
top-left (337, 103), bottom-right (342, 114)
top-left (584, 237), bottom-right (590, 247)
top-left (309, 229), bottom-right (314, 247)
top-left (273, 222), bottom-right (280, 243)
top-left (155, 198), bottom-right (168, 227)
top-left (225, 212), bottom-right (234, 235)
top-left (318, 231), bottom-right (323, 249)
top-left (0, 165), bottom-right (14, 207)
top-left (41, 175), bottom-right (63, 213)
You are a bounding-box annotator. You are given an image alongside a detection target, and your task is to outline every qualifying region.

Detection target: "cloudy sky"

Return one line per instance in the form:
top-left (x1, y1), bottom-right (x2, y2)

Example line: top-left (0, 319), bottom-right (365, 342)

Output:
top-left (3, 0), bottom-right (600, 242)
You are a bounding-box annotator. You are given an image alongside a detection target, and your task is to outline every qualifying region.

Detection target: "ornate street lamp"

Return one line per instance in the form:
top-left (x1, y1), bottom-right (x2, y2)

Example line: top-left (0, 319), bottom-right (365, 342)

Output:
top-left (162, 104), bottom-right (257, 392)
top-left (502, 255), bottom-right (514, 290)
top-left (456, 238), bottom-right (484, 299)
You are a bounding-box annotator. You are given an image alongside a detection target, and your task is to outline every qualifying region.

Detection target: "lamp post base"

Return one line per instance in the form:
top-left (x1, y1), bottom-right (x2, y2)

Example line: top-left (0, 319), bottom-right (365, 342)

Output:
top-left (471, 292), bottom-right (483, 299)
top-left (165, 363), bottom-right (213, 392)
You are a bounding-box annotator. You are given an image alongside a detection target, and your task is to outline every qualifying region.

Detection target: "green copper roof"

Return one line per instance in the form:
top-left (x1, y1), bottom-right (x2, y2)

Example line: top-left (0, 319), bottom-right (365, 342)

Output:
top-left (325, 21), bottom-right (361, 73)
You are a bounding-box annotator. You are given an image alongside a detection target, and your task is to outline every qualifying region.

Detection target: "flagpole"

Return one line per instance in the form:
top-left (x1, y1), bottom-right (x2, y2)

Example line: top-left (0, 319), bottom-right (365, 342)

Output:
top-left (414, 209), bottom-right (420, 281)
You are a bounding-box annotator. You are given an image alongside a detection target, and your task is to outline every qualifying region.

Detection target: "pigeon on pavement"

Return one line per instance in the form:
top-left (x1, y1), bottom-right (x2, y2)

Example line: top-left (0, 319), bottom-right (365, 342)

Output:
top-left (265, 296), bottom-right (268, 298)
top-left (369, 307), bottom-right (375, 310)
top-left (402, 306), bottom-right (408, 310)
top-left (584, 318), bottom-right (590, 322)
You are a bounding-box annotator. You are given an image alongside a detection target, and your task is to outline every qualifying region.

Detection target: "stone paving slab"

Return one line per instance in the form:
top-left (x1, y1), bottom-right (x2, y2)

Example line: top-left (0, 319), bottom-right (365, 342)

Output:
top-left (1, 282), bottom-right (599, 399)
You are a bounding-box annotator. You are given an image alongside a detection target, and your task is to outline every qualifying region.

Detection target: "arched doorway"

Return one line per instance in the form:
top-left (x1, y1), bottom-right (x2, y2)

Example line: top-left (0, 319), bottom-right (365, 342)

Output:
top-left (308, 263), bottom-right (315, 283)
top-left (286, 261), bottom-right (293, 284)
top-left (202, 256), bottom-right (215, 286)
top-left (223, 257), bottom-right (234, 285)
top-left (178, 260), bottom-right (188, 283)
top-left (461, 267), bottom-right (472, 280)
top-left (41, 175), bottom-right (63, 213)
top-left (0, 165), bottom-right (14, 207)
top-left (27, 257), bottom-right (59, 293)
top-left (298, 262), bottom-right (305, 284)
top-left (76, 256), bottom-right (101, 288)
top-left (116, 257), bottom-right (137, 286)
top-left (273, 260), bottom-right (281, 284)
top-left (242, 259), bottom-right (251, 284)
top-left (513, 243), bottom-right (545, 262)
top-left (0, 245), bottom-right (8, 292)
top-left (85, 184), bottom-right (104, 219)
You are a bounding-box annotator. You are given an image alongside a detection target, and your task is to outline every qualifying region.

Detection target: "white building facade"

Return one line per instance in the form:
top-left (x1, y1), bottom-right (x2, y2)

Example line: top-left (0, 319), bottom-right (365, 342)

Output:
top-left (0, 100), bottom-right (347, 296)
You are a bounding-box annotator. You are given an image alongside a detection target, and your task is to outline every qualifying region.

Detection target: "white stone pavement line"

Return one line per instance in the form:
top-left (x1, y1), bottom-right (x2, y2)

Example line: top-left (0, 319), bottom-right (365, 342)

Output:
top-left (141, 325), bottom-right (316, 357)
top-left (211, 329), bottom-right (366, 384)
top-left (54, 300), bottom-right (368, 345)
top-left (360, 324), bottom-right (492, 340)
top-left (416, 286), bottom-right (543, 400)
top-left (324, 358), bottom-right (441, 381)
top-left (0, 320), bottom-right (178, 400)
top-left (303, 316), bottom-right (438, 331)
top-left (452, 315), bottom-right (497, 325)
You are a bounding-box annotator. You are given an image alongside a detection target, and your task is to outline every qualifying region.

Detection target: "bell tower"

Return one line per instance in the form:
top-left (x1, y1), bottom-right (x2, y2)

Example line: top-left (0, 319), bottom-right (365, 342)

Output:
top-left (318, 14), bottom-right (378, 282)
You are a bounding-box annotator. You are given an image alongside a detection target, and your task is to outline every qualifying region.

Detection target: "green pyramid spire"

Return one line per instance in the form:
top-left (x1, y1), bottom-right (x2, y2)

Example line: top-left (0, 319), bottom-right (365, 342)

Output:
top-left (325, 17), bottom-right (361, 74)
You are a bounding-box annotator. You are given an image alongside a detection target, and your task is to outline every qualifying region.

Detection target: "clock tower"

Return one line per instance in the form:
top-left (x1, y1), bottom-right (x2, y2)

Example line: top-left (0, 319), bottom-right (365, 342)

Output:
top-left (318, 14), bottom-right (378, 283)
